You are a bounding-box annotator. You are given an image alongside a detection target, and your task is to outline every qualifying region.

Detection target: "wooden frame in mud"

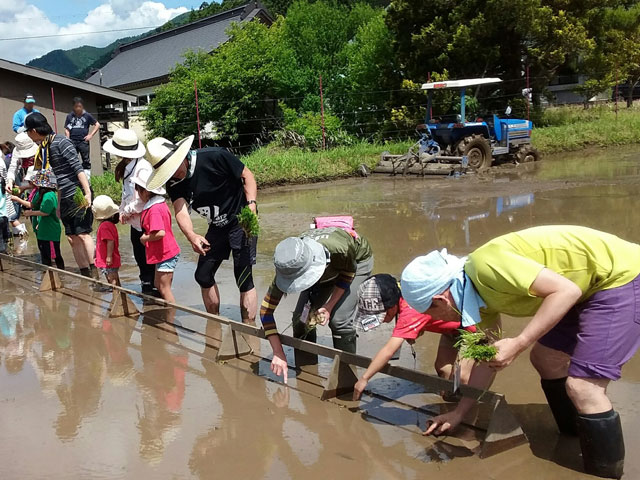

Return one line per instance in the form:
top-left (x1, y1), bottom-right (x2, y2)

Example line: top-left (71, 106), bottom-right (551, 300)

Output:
top-left (0, 253), bottom-right (527, 458)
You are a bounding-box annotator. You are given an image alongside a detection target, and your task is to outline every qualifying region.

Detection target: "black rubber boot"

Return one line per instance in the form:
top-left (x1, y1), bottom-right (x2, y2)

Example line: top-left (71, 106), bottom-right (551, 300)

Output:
top-left (578, 410), bottom-right (625, 479)
top-left (541, 377), bottom-right (578, 435)
top-left (332, 332), bottom-right (357, 353)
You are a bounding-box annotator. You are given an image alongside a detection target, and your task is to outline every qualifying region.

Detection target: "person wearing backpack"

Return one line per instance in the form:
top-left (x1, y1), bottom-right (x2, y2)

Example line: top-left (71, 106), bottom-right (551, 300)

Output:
top-left (260, 225), bottom-right (374, 382)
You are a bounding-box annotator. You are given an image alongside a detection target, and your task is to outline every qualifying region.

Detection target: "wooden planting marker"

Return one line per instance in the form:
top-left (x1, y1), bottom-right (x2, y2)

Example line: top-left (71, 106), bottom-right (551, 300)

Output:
top-left (108, 290), bottom-right (140, 318)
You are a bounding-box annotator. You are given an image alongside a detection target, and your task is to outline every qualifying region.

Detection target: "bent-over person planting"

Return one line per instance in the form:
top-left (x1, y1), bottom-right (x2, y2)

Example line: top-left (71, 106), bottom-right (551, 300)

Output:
top-left (400, 225), bottom-right (640, 479)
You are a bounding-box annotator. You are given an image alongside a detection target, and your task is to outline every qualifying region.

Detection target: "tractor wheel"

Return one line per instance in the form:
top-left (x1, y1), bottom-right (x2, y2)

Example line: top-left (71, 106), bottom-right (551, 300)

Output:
top-left (516, 146), bottom-right (540, 163)
top-left (457, 135), bottom-right (493, 169)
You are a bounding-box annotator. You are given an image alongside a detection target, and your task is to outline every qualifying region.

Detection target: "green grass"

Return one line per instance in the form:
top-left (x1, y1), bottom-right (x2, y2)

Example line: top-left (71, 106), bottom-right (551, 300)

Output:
top-left (91, 171), bottom-right (122, 201)
top-left (533, 103), bottom-right (640, 154)
top-left (242, 140), bottom-right (413, 186)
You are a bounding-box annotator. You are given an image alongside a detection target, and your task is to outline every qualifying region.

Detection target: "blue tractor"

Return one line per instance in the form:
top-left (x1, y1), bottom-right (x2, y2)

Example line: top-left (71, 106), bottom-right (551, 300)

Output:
top-left (377, 78), bottom-right (539, 175)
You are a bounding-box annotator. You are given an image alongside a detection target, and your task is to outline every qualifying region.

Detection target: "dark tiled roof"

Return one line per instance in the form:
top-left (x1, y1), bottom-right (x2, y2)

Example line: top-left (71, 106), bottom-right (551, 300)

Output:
top-left (87, 3), bottom-right (270, 89)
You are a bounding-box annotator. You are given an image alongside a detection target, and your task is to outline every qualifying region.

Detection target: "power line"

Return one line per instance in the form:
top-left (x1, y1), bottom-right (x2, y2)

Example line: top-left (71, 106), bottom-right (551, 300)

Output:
top-left (0, 26), bottom-right (165, 42)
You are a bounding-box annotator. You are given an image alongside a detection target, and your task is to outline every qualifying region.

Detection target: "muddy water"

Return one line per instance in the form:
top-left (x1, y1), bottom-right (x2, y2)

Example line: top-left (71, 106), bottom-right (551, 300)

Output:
top-left (2, 145), bottom-right (640, 478)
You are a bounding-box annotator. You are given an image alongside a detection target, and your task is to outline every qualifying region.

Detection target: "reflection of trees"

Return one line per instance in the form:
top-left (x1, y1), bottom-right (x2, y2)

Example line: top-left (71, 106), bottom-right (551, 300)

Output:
top-left (54, 309), bottom-right (107, 440)
top-left (136, 311), bottom-right (186, 465)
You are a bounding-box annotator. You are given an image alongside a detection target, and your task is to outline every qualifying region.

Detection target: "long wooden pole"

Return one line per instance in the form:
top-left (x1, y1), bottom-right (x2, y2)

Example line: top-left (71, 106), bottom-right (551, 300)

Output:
top-left (194, 79), bottom-right (202, 148)
top-left (319, 75), bottom-right (326, 150)
top-left (50, 87), bottom-right (58, 133)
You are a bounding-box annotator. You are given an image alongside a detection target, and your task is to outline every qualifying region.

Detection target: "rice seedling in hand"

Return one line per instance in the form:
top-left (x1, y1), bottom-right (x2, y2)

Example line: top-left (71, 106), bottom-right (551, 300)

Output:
top-left (237, 205), bottom-right (260, 238)
top-left (73, 186), bottom-right (89, 209)
top-left (11, 187), bottom-right (20, 196)
top-left (454, 329), bottom-right (498, 362)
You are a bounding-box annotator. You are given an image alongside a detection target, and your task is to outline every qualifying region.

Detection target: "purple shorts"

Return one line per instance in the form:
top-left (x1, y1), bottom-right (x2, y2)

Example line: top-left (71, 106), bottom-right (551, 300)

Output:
top-left (538, 274), bottom-right (640, 380)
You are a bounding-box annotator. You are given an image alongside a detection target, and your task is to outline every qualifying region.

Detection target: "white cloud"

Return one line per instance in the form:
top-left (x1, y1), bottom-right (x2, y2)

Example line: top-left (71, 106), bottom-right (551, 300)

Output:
top-left (0, 1), bottom-right (188, 63)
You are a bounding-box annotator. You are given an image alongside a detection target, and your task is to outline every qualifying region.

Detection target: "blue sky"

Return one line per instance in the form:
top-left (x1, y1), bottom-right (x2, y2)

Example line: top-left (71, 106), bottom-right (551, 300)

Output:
top-left (28, 1), bottom-right (200, 21)
top-left (0, 1), bottom-right (218, 63)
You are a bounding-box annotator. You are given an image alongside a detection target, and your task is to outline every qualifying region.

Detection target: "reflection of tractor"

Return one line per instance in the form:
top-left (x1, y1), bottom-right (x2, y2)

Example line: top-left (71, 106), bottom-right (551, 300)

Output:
top-left (377, 78), bottom-right (539, 175)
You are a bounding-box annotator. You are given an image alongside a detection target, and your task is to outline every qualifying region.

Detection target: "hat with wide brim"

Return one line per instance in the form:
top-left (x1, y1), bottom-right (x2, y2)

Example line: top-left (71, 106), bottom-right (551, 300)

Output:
top-left (274, 237), bottom-right (327, 294)
top-left (92, 195), bottom-right (120, 220)
top-left (13, 132), bottom-right (38, 158)
top-left (103, 129), bottom-right (146, 158)
top-left (145, 135), bottom-right (194, 192)
top-left (131, 162), bottom-right (166, 195)
top-left (32, 169), bottom-right (57, 189)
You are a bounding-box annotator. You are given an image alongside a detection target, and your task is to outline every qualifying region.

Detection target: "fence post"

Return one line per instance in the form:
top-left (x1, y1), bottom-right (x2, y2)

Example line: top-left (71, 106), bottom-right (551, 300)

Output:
top-left (525, 65), bottom-right (530, 122)
top-left (615, 64), bottom-right (619, 121)
top-left (319, 75), bottom-right (326, 150)
top-left (50, 87), bottom-right (58, 133)
top-left (194, 79), bottom-right (202, 148)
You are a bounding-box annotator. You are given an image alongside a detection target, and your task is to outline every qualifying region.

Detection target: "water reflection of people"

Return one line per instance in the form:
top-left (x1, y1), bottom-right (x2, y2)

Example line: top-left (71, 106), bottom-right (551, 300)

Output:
top-left (0, 297), bottom-right (27, 375)
top-left (136, 311), bottom-right (187, 464)
top-left (54, 308), bottom-right (107, 440)
top-left (402, 226), bottom-right (640, 478)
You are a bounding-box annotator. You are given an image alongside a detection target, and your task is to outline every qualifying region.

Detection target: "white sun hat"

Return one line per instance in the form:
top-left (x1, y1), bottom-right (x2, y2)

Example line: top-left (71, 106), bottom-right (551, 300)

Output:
top-left (103, 128), bottom-right (146, 159)
top-left (13, 132), bottom-right (38, 158)
top-left (92, 195), bottom-right (120, 220)
top-left (132, 161), bottom-right (166, 196)
top-left (145, 135), bottom-right (194, 192)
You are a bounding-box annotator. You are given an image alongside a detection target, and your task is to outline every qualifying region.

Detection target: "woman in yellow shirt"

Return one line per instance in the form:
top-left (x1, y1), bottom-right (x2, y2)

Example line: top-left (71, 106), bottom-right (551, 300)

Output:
top-left (401, 226), bottom-right (640, 479)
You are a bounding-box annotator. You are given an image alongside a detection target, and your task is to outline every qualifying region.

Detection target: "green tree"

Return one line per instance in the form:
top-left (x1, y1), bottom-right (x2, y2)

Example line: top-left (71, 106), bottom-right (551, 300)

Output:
top-left (385, 0), bottom-right (592, 110)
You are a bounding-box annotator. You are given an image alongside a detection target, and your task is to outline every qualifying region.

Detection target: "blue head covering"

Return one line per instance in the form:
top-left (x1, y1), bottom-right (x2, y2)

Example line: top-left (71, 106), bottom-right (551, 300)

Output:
top-left (401, 249), bottom-right (485, 327)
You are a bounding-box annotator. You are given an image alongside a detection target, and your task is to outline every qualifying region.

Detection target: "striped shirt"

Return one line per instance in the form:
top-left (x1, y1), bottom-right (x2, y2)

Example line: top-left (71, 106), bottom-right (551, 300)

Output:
top-left (260, 228), bottom-right (372, 337)
top-left (47, 134), bottom-right (83, 199)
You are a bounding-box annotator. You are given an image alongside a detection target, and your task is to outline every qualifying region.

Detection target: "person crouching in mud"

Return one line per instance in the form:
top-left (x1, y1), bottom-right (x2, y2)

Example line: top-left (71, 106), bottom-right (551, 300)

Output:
top-left (400, 225), bottom-right (640, 479)
top-left (351, 274), bottom-right (478, 401)
top-left (260, 227), bottom-right (373, 383)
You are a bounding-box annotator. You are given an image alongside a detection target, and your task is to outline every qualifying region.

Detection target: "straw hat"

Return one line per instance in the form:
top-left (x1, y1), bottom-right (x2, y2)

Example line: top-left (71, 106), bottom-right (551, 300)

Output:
top-left (92, 195), bottom-right (120, 220)
top-left (103, 128), bottom-right (146, 158)
top-left (145, 135), bottom-right (194, 192)
top-left (132, 162), bottom-right (166, 195)
top-left (273, 237), bottom-right (328, 294)
top-left (13, 132), bottom-right (38, 158)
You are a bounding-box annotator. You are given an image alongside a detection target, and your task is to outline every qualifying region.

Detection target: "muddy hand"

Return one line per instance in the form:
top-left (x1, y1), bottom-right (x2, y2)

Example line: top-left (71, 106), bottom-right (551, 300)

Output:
top-left (353, 378), bottom-right (368, 401)
top-left (424, 410), bottom-right (463, 436)
top-left (271, 351), bottom-right (289, 384)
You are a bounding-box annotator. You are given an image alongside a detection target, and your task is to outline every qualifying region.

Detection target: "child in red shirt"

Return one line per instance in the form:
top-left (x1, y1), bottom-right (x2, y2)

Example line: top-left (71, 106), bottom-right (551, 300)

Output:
top-left (133, 169), bottom-right (180, 302)
top-left (92, 195), bottom-right (122, 286)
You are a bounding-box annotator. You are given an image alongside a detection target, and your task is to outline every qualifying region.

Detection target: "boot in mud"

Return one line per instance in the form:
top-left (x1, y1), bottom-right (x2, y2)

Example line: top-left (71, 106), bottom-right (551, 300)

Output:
top-left (332, 332), bottom-right (357, 353)
top-left (541, 377), bottom-right (578, 435)
top-left (578, 410), bottom-right (625, 479)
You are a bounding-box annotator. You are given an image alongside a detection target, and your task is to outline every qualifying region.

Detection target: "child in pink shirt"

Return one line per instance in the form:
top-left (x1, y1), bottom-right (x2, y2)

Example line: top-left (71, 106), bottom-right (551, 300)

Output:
top-left (133, 169), bottom-right (180, 302)
top-left (92, 195), bottom-right (122, 286)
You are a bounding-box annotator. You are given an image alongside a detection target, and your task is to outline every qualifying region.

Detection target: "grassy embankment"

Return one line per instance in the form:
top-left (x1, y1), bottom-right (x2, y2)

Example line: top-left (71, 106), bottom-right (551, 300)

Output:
top-left (91, 103), bottom-right (640, 198)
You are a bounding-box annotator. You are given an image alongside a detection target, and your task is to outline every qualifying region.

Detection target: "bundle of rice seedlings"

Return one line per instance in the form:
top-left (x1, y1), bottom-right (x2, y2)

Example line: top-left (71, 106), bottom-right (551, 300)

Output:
top-left (237, 205), bottom-right (260, 238)
top-left (70, 186), bottom-right (90, 218)
top-left (73, 186), bottom-right (90, 209)
top-left (11, 187), bottom-right (20, 196)
top-left (454, 329), bottom-right (498, 362)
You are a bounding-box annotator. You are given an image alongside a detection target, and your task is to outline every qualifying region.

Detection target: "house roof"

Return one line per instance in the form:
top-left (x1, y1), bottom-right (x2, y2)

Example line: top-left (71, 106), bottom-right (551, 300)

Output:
top-left (87, 3), bottom-right (272, 90)
top-left (0, 58), bottom-right (136, 103)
